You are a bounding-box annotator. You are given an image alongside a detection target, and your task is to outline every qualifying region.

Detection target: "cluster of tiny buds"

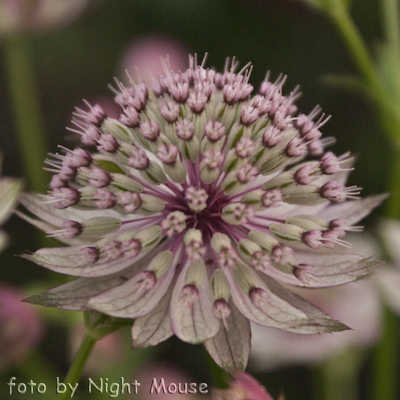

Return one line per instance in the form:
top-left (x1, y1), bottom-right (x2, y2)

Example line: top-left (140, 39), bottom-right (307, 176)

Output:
top-left (47, 222), bottom-right (144, 265)
top-left (50, 83), bottom-right (354, 209)
top-left (45, 147), bottom-right (92, 190)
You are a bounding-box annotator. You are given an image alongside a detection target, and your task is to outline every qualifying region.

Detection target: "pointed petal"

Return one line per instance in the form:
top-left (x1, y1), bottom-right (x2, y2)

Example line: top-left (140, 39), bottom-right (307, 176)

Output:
top-left (295, 252), bottom-right (384, 286)
top-left (15, 209), bottom-right (59, 238)
top-left (20, 193), bottom-right (67, 226)
top-left (22, 244), bottom-right (154, 277)
top-left (317, 194), bottom-right (388, 224)
top-left (87, 251), bottom-right (178, 318)
top-left (259, 274), bottom-right (349, 333)
top-left (204, 300), bottom-right (250, 372)
top-left (24, 248), bottom-right (154, 310)
top-left (222, 262), bottom-right (346, 333)
top-left (19, 193), bottom-right (123, 245)
top-left (131, 275), bottom-right (176, 348)
top-left (16, 199), bottom-right (96, 247)
top-left (170, 261), bottom-right (220, 344)
top-left (258, 252), bottom-right (384, 288)
top-left (24, 272), bottom-right (130, 310)
top-left (223, 263), bottom-right (307, 329)
top-left (20, 192), bottom-right (121, 222)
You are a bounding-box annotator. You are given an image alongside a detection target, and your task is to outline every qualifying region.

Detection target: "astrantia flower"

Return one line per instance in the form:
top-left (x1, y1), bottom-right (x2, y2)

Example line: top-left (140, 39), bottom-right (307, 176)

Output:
top-left (20, 55), bottom-right (385, 372)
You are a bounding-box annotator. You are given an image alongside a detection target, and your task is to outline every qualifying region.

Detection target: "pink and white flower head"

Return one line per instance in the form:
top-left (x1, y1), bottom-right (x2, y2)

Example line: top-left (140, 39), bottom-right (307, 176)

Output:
top-left (212, 371), bottom-right (275, 400)
top-left (0, 0), bottom-right (96, 37)
top-left (20, 55), bottom-right (385, 372)
top-left (0, 285), bottom-right (44, 371)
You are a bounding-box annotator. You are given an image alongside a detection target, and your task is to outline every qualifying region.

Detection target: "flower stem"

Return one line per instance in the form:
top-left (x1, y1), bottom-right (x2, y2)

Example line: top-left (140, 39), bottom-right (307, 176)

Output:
top-left (328, 3), bottom-right (400, 136)
top-left (382, 0), bottom-right (400, 65)
top-left (4, 35), bottom-right (49, 193)
top-left (372, 306), bottom-right (398, 400)
top-left (329, 5), bottom-right (382, 95)
top-left (386, 144), bottom-right (400, 217)
top-left (60, 331), bottom-right (97, 400)
top-left (315, 349), bottom-right (364, 400)
top-left (323, 5), bottom-right (400, 400)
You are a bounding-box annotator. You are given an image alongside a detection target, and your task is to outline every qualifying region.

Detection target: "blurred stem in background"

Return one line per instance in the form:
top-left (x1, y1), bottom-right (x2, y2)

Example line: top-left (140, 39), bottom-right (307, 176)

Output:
top-left (19, 351), bottom-right (60, 400)
top-left (4, 35), bottom-right (49, 193)
top-left (313, 349), bottom-right (365, 400)
top-left (328, 0), bottom-right (400, 209)
top-left (300, 0), bottom-right (400, 399)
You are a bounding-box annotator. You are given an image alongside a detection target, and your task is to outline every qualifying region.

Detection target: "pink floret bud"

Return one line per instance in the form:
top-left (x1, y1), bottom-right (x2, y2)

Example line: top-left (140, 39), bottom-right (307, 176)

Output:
top-left (51, 187), bottom-right (80, 209)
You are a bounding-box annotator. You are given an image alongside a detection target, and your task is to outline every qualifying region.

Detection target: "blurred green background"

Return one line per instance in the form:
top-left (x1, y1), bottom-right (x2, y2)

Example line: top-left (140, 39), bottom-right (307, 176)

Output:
top-left (0, 0), bottom-right (394, 399)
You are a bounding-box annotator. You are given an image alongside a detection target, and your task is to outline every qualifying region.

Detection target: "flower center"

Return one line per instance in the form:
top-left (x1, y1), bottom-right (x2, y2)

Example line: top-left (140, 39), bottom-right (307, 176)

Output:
top-left (179, 183), bottom-right (226, 236)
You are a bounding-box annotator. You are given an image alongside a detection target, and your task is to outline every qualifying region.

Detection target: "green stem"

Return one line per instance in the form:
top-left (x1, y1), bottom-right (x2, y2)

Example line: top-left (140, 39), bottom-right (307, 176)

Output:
top-left (4, 35), bottom-right (49, 193)
top-left (328, 3), bottom-right (400, 138)
top-left (382, 0), bottom-right (400, 63)
top-left (372, 307), bottom-right (398, 400)
top-left (386, 142), bottom-right (400, 217)
top-left (60, 331), bottom-right (97, 400)
top-left (329, 5), bottom-right (383, 95)
top-left (379, 0), bottom-right (400, 141)
top-left (316, 349), bottom-right (364, 400)
top-left (319, 4), bottom-right (400, 400)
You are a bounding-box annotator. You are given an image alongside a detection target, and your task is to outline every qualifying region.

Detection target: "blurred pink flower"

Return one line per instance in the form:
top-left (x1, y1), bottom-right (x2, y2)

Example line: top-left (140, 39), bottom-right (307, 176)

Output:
top-left (0, 285), bottom-right (44, 370)
top-left (0, 0), bottom-right (97, 37)
top-left (212, 371), bottom-right (275, 400)
top-left (119, 35), bottom-right (188, 86)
